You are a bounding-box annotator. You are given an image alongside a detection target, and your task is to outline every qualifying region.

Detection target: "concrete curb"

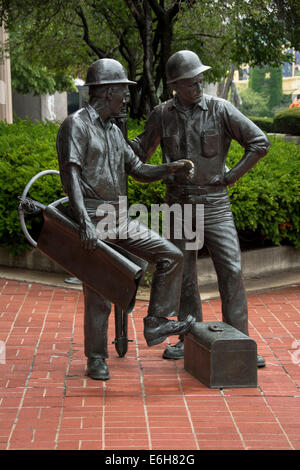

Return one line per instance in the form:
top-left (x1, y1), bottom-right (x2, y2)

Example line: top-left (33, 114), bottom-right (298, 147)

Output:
top-left (197, 245), bottom-right (300, 285)
top-left (0, 264), bottom-right (299, 303)
top-left (268, 132), bottom-right (300, 145)
top-left (1, 245), bottom-right (300, 283)
top-left (1, 245), bottom-right (300, 294)
top-left (268, 133), bottom-right (300, 145)
top-left (0, 246), bottom-right (66, 274)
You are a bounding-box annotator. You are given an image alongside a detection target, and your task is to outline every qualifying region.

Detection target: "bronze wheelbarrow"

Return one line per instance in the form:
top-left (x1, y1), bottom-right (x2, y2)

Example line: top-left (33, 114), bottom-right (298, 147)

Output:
top-left (18, 170), bottom-right (148, 358)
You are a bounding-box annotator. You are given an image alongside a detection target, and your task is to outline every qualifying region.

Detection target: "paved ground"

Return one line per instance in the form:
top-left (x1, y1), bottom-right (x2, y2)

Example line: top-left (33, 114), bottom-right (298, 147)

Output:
top-left (0, 276), bottom-right (300, 451)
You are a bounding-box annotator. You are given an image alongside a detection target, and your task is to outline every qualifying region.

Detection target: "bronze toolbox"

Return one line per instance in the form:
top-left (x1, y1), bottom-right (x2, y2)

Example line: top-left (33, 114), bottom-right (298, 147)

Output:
top-left (184, 321), bottom-right (257, 389)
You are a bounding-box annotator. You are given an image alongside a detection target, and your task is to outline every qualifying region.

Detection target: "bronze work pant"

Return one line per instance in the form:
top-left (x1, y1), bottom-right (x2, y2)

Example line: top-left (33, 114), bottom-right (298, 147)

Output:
top-left (83, 218), bottom-right (184, 359)
top-left (166, 190), bottom-right (249, 336)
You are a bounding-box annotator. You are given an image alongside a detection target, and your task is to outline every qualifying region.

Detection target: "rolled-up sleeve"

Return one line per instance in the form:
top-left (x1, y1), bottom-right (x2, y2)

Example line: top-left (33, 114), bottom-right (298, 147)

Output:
top-left (57, 115), bottom-right (88, 192)
top-left (222, 102), bottom-right (270, 184)
top-left (57, 115), bottom-right (88, 171)
top-left (223, 101), bottom-right (270, 156)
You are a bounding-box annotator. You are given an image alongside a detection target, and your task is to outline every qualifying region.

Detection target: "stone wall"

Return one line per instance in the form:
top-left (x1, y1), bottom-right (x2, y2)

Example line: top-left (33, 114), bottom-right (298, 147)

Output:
top-left (12, 91), bottom-right (68, 122)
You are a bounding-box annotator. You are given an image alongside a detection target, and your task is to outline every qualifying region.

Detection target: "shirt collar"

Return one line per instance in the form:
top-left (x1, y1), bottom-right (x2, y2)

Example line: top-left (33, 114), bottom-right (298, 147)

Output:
top-left (85, 103), bottom-right (113, 129)
top-left (172, 94), bottom-right (208, 112)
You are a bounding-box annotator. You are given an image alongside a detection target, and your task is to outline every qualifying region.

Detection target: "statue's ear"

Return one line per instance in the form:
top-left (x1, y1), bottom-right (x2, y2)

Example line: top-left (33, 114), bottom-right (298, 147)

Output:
top-left (106, 87), bottom-right (114, 101)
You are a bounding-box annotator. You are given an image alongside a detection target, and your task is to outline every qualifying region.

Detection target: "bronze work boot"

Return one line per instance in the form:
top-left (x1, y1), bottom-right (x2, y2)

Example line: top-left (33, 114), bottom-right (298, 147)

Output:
top-left (162, 339), bottom-right (184, 359)
top-left (143, 315), bottom-right (195, 347)
top-left (86, 357), bottom-right (110, 380)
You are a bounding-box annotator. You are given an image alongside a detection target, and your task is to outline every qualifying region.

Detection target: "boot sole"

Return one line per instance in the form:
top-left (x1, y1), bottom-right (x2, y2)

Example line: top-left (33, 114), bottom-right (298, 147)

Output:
top-left (162, 351), bottom-right (184, 360)
top-left (146, 335), bottom-right (168, 347)
top-left (145, 321), bottom-right (194, 347)
top-left (87, 373), bottom-right (110, 380)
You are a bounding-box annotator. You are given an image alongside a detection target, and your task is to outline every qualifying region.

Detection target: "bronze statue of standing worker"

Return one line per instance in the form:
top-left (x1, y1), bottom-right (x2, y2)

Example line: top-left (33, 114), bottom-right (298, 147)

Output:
top-left (56, 58), bottom-right (195, 380)
top-left (130, 50), bottom-right (270, 367)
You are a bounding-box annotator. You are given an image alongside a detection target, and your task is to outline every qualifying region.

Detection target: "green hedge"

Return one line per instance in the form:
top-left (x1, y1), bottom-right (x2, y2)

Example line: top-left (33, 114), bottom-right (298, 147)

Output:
top-left (0, 119), bottom-right (64, 255)
top-left (273, 108), bottom-right (300, 136)
top-left (226, 136), bottom-right (300, 248)
top-left (248, 109), bottom-right (300, 135)
top-left (0, 119), bottom-right (299, 256)
top-left (247, 116), bottom-right (274, 133)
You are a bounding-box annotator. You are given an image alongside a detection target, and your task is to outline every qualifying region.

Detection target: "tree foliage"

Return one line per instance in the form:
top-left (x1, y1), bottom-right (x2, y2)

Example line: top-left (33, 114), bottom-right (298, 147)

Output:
top-left (0, 0), bottom-right (298, 117)
top-left (248, 65), bottom-right (283, 115)
top-left (11, 56), bottom-right (77, 96)
top-left (239, 88), bottom-right (270, 117)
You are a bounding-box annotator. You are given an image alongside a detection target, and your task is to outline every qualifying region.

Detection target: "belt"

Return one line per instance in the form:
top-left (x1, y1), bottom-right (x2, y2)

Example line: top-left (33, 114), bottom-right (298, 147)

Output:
top-left (83, 197), bottom-right (120, 210)
top-left (166, 184), bottom-right (227, 196)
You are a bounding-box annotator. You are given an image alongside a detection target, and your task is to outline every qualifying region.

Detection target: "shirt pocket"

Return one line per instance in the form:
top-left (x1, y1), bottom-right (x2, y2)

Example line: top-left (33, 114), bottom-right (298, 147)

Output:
top-left (201, 129), bottom-right (219, 158)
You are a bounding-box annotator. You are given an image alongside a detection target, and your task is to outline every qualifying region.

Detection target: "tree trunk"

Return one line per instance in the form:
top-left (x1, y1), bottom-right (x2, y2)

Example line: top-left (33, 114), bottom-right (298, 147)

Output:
top-left (158, 15), bottom-right (173, 102)
top-left (230, 81), bottom-right (242, 107)
top-left (150, 0), bottom-right (182, 103)
top-left (140, 0), bottom-right (158, 114)
top-left (124, 0), bottom-right (158, 116)
top-left (217, 65), bottom-right (235, 100)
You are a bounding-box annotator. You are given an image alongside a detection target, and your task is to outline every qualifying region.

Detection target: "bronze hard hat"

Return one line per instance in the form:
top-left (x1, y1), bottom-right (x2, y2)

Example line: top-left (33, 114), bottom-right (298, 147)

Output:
top-left (166, 50), bottom-right (211, 84)
top-left (85, 58), bottom-right (136, 86)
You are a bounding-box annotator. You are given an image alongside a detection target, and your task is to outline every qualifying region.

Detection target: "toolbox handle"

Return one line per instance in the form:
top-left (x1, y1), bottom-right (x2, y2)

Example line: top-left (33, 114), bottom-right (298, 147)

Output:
top-left (208, 324), bottom-right (224, 332)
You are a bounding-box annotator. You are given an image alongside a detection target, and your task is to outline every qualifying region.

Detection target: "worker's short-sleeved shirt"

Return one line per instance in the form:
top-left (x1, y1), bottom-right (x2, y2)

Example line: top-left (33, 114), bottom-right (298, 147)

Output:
top-left (57, 104), bottom-right (143, 201)
top-left (131, 94), bottom-right (270, 186)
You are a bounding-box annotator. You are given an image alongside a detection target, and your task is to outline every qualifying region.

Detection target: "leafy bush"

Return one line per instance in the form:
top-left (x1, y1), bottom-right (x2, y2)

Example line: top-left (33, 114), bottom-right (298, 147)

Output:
top-left (0, 119), bottom-right (64, 254)
top-left (127, 118), bottom-right (166, 209)
top-left (0, 119), bottom-right (299, 257)
top-left (247, 116), bottom-right (274, 133)
top-left (227, 136), bottom-right (300, 248)
top-left (248, 66), bottom-right (283, 112)
top-left (273, 108), bottom-right (300, 135)
top-left (272, 93), bottom-right (293, 116)
top-left (239, 88), bottom-right (270, 117)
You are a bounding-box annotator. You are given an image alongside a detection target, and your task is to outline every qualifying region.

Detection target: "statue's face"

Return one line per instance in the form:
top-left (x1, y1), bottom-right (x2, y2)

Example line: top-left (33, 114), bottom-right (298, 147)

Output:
top-left (89, 84), bottom-right (128, 117)
top-left (173, 73), bottom-right (204, 108)
top-left (109, 85), bottom-right (128, 116)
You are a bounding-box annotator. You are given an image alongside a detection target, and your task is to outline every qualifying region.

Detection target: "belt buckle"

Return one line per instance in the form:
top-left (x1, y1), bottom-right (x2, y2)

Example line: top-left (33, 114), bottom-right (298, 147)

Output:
top-left (197, 188), bottom-right (207, 195)
top-left (182, 188), bottom-right (206, 197)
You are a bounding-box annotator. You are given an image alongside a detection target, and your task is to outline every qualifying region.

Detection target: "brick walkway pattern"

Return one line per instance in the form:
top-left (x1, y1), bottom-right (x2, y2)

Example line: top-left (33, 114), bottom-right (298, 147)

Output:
top-left (0, 279), bottom-right (299, 450)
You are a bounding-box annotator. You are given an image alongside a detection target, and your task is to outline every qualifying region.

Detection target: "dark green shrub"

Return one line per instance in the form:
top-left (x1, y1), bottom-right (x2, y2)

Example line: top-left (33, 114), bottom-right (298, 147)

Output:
top-left (127, 119), bottom-right (166, 209)
top-left (248, 66), bottom-right (283, 114)
top-left (273, 108), bottom-right (300, 135)
top-left (0, 119), bottom-right (299, 256)
top-left (0, 119), bottom-right (63, 254)
top-left (227, 136), bottom-right (300, 248)
top-left (247, 116), bottom-right (274, 133)
top-left (239, 88), bottom-right (270, 117)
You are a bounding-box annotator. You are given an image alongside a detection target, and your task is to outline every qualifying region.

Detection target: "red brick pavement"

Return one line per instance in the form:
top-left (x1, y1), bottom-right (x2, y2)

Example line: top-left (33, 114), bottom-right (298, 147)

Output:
top-left (0, 278), bottom-right (299, 451)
